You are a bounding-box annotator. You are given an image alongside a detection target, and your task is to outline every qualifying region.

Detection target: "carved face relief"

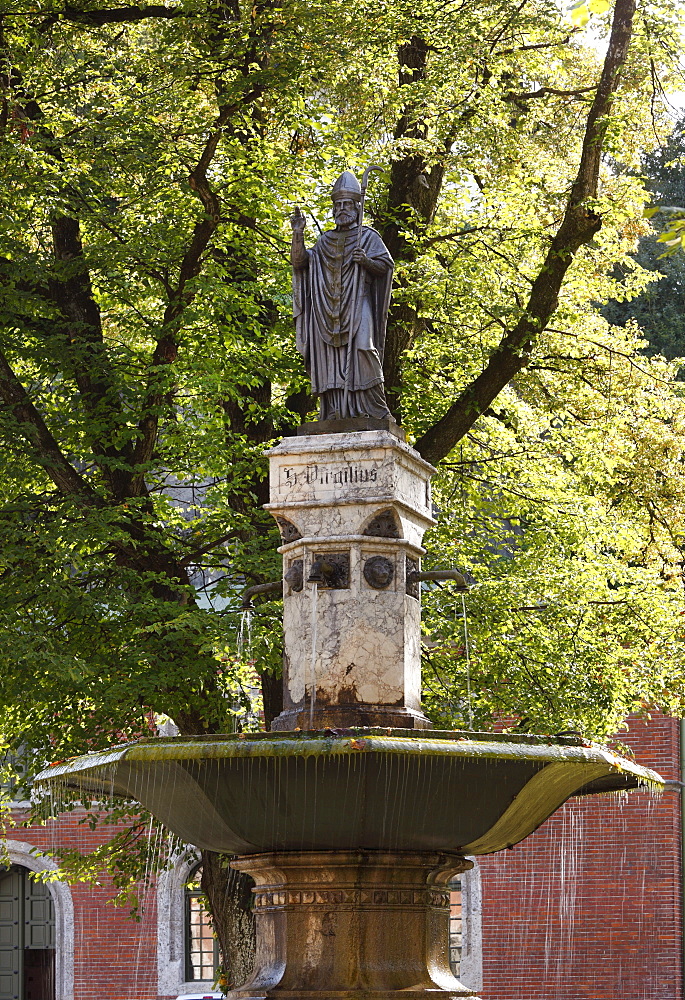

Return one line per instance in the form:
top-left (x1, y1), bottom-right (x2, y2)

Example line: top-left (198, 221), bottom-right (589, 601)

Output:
top-left (333, 198), bottom-right (359, 228)
top-left (310, 552), bottom-right (350, 589)
top-left (363, 555), bottom-right (395, 590)
top-left (406, 557), bottom-right (420, 600)
top-left (284, 559), bottom-right (304, 593)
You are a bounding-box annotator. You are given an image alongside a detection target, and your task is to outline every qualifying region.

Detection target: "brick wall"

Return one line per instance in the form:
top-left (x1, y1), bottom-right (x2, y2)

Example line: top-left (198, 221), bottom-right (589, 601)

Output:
top-left (6, 808), bottom-right (162, 1000)
top-left (478, 714), bottom-right (683, 1000)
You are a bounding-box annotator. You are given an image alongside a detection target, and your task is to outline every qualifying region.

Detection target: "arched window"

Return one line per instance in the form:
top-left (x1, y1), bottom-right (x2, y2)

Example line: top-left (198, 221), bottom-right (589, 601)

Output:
top-left (448, 876), bottom-right (463, 976)
top-left (184, 865), bottom-right (219, 983)
top-left (0, 865), bottom-right (55, 1000)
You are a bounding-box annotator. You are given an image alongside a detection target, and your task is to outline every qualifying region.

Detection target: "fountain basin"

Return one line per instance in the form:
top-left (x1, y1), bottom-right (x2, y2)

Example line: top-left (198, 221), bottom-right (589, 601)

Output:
top-left (35, 729), bottom-right (662, 856)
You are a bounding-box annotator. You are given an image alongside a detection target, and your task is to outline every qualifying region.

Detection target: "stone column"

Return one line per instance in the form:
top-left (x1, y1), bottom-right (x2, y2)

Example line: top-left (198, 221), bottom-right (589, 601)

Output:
top-left (226, 851), bottom-right (479, 1000)
top-left (265, 430), bottom-right (436, 730)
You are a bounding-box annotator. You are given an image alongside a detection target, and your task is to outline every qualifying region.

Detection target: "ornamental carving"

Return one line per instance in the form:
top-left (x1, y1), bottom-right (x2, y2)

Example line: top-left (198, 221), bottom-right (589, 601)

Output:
top-left (253, 888), bottom-right (449, 908)
top-left (363, 508), bottom-right (401, 539)
top-left (284, 559), bottom-right (303, 593)
top-left (311, 552), bottom-right (349, 589)
top-left (276, 517), bottom-right (302, 544)
top-left (406, 556), bottom-right (420, 599)
top-left (363, 555), bottom-right (395, 590)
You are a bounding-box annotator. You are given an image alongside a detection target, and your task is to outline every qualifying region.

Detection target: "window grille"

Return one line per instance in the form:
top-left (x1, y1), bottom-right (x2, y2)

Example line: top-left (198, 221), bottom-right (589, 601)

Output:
top-left (448, 877), bottom-right (462, 976)
top-left (184, 866), bottom-right (219, 982)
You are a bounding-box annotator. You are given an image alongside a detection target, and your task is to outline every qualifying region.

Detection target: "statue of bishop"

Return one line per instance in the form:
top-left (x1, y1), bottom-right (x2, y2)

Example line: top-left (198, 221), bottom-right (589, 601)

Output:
top-left (290, 170), bottom-right (394, 422)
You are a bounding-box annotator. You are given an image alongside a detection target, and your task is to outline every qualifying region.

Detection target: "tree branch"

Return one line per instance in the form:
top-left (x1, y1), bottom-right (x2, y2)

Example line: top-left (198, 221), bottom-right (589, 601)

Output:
top-left (41, 4), bottom-right (185, 29)
top-left (504, 85), bottom-right (596, 102)
top-left (0, 349), bottom-right (101, 501)
top-left (50, 215), bottom-right (135, 498)
top-left (130, 0), bottom-right (276, 492)
top-left (129, 108), bottom-right (229, 492)
top-left (1, 57), bottom-right (136, 500)
top-left (381, 36), bottom-right (448, 418)
top-left (495, 37), bottom-right (571, 56)
top-left (414, 0), bottom-right (637, 465)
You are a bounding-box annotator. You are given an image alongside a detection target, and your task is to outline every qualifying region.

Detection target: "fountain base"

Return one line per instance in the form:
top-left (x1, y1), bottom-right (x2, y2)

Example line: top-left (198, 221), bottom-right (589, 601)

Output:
top-left (227, 851), bottom-right (479, 1000)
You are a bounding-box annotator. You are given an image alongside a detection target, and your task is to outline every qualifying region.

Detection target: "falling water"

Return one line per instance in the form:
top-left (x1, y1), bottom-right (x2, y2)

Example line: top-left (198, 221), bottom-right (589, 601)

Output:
top-left (544, 806), bottom-right (584, 979)
top-left (35, 760), bottom-right (173, 1000)
top-left (479, 781), bottom-right (670, 1000)
top-left (460, 593), bottom-right (473, 729)
top-left (237, 608), bottom-right (253, 660)
top-left (33, 712), bottom-right (669, 999)
top-left (132, 814), bottom-right (160, 987)
top-left (309, 581), bottom-right (318, 728)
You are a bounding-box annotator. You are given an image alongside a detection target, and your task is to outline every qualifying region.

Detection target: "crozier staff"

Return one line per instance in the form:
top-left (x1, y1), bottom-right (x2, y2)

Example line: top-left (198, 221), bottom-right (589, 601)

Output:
top-left (290, 170), bottom-right (394, 421)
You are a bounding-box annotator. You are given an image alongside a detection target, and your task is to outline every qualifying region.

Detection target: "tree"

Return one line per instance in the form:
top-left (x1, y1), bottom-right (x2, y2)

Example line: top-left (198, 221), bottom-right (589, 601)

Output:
top-left (603, 116), bottom-right (685, 366)
top-left (1, 0), bottom-right (685, 982)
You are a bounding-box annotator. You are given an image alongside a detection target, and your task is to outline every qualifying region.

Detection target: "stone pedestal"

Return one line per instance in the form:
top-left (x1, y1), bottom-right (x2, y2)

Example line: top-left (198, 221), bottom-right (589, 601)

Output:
top-left (265, 431), bottom-right (436, 730)
top-left (227, 852), bottom-right (479, 1000)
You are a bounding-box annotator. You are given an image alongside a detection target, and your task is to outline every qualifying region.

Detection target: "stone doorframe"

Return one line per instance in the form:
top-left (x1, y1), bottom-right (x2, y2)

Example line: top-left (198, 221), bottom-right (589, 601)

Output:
top-left (459, 859), bottom-right (483, 994)
top-left (2, 840), bottom-right (74, 1000)
top-left (157, 852), bottom-right (219, 997)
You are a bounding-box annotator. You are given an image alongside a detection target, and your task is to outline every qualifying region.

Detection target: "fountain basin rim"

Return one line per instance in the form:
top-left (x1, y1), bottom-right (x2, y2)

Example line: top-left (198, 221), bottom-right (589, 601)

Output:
top-left (34, 729), bottom-right (663, 791)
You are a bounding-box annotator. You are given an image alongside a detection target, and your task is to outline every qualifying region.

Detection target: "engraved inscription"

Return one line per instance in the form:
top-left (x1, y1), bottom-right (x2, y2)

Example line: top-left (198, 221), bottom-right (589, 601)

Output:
top-left (280, 463), bottom-right (379, 490)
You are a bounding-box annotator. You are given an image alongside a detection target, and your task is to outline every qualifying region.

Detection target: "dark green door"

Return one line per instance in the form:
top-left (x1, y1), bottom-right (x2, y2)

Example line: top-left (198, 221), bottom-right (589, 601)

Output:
top-left (0, 867), bottom-right (54, 1000)
top-left (0, 869), bottom-right (21, 1000)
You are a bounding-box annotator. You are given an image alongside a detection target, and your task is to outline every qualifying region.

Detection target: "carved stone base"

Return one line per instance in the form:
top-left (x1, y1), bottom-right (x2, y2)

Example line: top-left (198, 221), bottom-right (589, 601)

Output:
top-left (267, 431), bottom-right (435, 725)
top-left (270, 704), bottom-right (431, 731)
top-left (226, 851), bottom-right (479, 1000)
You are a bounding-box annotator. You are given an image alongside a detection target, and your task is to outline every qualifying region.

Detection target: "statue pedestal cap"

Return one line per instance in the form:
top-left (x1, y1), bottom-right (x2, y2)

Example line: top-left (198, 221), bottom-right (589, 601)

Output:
top-left (265, 429), bottom-right (436, 731)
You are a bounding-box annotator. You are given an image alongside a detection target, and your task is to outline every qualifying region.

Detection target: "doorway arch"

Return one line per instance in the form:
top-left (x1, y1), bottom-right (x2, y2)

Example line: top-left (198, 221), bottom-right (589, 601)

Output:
top-left (0, 864), bottom-right (54, 1000)
top-left (1, 842), bottom-right (73, 1000)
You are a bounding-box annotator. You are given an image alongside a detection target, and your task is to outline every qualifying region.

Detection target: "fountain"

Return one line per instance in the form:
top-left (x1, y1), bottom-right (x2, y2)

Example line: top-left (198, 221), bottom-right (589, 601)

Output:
top-left (35, 169), bottom-right (663, 1000)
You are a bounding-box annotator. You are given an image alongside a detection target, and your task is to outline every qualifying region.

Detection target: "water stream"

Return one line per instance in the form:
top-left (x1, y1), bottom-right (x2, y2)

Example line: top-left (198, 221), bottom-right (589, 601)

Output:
top-left (237, 609), bottom-right (253, 661)
top-left (478, 785), bottom-right (669, 999)
top-left (460, 593), bottom-right (473, 729)
top-left (309, 581), bottom-right (318, 728)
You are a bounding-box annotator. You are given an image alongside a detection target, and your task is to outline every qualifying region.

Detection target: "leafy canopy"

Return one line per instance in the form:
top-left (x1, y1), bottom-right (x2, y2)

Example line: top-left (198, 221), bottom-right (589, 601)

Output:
top-left (0, 0), bottom-right (683, 786)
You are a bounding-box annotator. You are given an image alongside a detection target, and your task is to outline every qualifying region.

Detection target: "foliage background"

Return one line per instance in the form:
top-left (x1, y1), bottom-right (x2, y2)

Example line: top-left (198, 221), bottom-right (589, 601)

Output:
top-left (1, 0), bottom-right (685, 966)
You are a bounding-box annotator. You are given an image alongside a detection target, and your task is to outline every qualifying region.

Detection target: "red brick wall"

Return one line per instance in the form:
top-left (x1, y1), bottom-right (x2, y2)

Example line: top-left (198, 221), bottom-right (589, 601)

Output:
top-left (6, 808), bottom-right (162, 1000)
top-left (479, 714), bottom-right (683, 1000)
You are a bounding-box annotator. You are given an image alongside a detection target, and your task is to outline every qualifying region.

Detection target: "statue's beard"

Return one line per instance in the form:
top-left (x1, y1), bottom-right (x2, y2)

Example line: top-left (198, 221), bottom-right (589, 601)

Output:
top-left (335, 210), bottom-right (357, 226)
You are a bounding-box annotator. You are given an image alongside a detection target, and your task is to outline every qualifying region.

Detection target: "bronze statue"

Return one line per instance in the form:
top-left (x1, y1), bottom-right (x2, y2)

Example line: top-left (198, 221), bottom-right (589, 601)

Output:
top-left (290, 168), bottom-right (394, 421)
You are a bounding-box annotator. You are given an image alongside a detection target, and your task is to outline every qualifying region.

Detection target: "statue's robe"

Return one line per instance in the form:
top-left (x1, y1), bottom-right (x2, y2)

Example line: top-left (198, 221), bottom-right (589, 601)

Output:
top-left (292, 226), bottom-right (394, 420)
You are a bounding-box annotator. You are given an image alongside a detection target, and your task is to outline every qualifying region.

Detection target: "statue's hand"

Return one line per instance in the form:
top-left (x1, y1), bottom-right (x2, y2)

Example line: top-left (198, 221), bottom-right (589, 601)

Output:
top-left (290, 207), bottom-right (306, 234)
top-left (353, 247), bottom-right (370, 267)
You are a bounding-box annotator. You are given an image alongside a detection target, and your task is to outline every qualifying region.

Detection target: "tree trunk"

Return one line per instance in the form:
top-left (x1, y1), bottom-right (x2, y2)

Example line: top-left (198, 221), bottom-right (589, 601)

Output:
top-left (201, 849), bottom-right (256, 990)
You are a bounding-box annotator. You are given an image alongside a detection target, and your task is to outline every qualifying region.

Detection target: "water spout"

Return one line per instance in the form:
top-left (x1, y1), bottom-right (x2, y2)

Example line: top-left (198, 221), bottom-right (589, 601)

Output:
top-left (407, 568), bottom-right (469, 589)
top-left (241, 580), bottom-right (282, 608)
